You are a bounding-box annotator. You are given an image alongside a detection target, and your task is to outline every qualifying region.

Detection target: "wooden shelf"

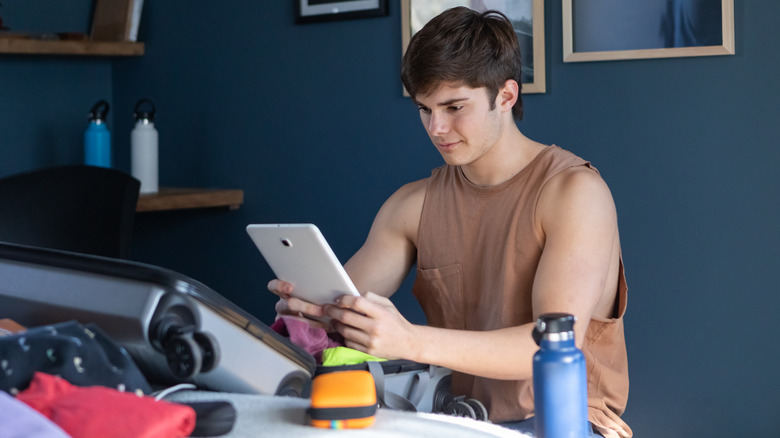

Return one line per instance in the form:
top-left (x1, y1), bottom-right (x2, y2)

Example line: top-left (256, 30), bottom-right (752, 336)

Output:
top-left (136, 188), bottom-right (244, 213)
top-left (0, 38), bottom-right (144, 56)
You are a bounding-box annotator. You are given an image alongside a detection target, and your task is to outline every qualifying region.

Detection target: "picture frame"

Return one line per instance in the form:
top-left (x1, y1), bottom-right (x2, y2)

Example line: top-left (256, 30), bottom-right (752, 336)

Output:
top-left (563, 0), bottom-right (735, 63)
top-left (295, 0), bottom-right (389, 24)
top-left (401, 0), bottom-right (546, 94)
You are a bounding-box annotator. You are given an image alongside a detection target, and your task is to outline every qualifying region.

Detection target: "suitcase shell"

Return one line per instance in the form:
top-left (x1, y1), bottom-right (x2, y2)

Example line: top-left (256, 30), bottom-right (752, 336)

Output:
top-left (0, 242), bottom-right (315, 397)
top-left (309, 370), bottom-right (377, 429)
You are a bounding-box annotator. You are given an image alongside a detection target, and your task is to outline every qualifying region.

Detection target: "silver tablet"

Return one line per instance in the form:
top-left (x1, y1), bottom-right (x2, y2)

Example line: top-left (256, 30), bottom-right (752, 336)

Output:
top-left (246, 223), bottom-right (360, 306)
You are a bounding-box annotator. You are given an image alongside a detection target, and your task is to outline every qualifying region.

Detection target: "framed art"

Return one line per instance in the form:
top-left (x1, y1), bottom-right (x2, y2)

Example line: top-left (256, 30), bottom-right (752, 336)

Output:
top-left (563, 0), bottom-right (735, 62)
top-left (295, 0), bottom-right (389, 24)
top-left (401, 0), bottom-right (546, 94)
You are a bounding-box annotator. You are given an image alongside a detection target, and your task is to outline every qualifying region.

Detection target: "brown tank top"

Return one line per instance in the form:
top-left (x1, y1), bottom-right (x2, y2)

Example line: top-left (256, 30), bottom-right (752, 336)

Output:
top-left (412, 145), bottom-right (631, 437)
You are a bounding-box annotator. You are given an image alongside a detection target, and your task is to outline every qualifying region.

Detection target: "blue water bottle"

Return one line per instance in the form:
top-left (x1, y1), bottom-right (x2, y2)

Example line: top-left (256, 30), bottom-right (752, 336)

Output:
top-left (84, 100), bottom-right (112, 167)
top-left (532, 313), bottom-right (591, 438)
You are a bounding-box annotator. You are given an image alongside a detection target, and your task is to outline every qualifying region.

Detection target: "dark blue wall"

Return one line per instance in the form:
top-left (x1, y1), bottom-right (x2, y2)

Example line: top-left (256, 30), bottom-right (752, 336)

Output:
top-left (0, 0), bottom-right (109, 174)
top-left (2, 1), bottom-right (779, 436)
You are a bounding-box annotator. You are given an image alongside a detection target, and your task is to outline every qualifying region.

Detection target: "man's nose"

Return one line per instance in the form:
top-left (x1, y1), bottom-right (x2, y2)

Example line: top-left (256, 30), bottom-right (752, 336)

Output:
top-left (428, 112), bottom-right (449, 135)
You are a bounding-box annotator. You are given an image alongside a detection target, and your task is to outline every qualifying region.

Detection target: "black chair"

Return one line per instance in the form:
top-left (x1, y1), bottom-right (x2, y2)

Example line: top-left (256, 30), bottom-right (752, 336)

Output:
top-left (0, 165), bottom-right (140, 259)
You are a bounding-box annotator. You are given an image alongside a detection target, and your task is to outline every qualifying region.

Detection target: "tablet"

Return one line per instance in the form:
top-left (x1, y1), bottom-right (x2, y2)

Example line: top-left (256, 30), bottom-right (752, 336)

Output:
top-left (246, 223), bottom-right (360, 306)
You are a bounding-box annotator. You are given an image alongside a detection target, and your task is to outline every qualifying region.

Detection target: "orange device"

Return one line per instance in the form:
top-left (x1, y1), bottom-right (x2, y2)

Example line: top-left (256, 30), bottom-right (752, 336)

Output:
top-left (308, 370), bottom-right (377, 429)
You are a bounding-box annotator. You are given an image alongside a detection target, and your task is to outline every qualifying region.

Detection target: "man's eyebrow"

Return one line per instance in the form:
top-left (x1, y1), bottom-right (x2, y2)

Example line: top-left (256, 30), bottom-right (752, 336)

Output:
top-left (437, 97), bottom-right (469, 106)
top-left (414, 97), bottom-right (470, 107)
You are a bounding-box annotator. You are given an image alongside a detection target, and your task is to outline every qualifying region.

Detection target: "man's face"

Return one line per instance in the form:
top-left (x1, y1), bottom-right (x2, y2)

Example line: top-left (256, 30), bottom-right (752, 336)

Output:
top-left (414, 83), bottom-right (504, 168)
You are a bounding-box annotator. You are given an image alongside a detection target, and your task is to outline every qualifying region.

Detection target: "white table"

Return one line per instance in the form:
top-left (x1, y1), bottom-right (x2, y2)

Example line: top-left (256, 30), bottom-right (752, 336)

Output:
top-left (166, 390), bottom-right (531, 438)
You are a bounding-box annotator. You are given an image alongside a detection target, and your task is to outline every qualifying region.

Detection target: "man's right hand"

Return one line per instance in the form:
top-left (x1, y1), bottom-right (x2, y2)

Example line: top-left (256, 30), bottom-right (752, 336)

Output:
top-left (268, 279), bottom-right (332, 330)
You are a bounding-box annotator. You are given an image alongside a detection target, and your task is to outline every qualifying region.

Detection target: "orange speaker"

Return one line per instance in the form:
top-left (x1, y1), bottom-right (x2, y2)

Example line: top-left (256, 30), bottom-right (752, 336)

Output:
top-left (308, 370), bottom-right (377, 429)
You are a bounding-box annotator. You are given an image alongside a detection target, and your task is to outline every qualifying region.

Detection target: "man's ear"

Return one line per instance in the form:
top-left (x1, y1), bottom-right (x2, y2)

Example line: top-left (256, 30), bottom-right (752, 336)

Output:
top-left (498, 79), bottom-right (519, 113)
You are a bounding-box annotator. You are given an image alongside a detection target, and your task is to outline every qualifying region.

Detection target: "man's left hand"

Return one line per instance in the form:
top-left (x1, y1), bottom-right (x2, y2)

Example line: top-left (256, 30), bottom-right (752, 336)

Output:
top-left (325, 292), bottom-right (417, 360)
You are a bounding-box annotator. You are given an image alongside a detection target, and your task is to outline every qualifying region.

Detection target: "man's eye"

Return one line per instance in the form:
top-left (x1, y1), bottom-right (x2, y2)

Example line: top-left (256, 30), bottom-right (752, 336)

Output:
top-left (417, 106), bottom-right (431, 114)
top-left (449, 106), bottom-right (463, 112)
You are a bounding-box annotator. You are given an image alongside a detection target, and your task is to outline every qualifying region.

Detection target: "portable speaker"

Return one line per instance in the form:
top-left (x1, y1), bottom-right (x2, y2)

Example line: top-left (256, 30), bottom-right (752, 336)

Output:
top-left (308, 370), bottom-right (377, 429)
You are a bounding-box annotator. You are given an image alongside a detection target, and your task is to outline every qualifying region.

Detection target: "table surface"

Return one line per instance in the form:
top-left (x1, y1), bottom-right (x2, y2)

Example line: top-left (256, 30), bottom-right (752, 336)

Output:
top-left (165, 390), bottom-right (531, 438)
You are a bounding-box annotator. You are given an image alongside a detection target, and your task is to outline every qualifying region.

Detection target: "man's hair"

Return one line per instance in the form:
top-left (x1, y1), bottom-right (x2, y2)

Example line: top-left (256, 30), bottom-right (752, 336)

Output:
top-left (401, 7), bottom-right (524, 120)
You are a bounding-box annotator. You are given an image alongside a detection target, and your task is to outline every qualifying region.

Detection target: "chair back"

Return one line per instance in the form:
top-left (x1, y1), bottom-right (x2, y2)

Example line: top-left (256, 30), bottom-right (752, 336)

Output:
top-left (0, 165), bottom-right (140, 259)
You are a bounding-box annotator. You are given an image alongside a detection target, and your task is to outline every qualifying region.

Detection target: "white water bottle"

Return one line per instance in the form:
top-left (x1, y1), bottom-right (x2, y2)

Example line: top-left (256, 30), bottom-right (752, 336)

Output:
top-left (131, 98), bottom-right (159, 194)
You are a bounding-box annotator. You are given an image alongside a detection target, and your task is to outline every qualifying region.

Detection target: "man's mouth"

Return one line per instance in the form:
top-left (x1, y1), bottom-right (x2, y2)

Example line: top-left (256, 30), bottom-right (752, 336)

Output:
top-left (437, 141), bottom-right (460, 151)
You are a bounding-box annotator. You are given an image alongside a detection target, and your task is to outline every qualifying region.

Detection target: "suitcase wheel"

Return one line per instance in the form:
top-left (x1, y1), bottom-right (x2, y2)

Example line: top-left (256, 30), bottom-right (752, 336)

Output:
top-left (192, 331), bottom-right (220, 373)
top-left (165, 332), bottom-right (203, 379)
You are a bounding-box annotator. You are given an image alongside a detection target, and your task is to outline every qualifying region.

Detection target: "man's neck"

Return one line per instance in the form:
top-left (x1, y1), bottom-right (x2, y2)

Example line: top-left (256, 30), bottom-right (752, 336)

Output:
top-left (460, 126), bottom-right (546, 187)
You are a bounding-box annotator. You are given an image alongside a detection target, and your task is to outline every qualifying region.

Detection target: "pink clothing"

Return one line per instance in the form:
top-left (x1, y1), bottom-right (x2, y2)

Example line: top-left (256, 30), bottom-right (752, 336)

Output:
top-left (271, 316), bottom-right (341, 362)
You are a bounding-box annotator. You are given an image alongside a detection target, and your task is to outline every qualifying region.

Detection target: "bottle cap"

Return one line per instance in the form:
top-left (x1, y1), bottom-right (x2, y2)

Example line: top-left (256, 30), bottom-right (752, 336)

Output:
top-left (532, 313), bottom-right (576, 345)
top-left (134, 98), bottom-right (156, 122)
top-left (88, 100), bottom-right (110, 122)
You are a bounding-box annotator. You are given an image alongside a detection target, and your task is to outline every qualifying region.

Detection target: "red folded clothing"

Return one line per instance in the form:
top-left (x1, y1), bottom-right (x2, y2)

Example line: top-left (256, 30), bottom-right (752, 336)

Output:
top-left (16, 372), bottom-right (195, 438)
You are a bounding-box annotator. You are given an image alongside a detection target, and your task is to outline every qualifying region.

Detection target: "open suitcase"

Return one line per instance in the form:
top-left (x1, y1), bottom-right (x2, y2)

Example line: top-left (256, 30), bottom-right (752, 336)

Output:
top-left (0, 241), bottom-right (314, 397)
top-left (0, 242), bottom-right (485, 420)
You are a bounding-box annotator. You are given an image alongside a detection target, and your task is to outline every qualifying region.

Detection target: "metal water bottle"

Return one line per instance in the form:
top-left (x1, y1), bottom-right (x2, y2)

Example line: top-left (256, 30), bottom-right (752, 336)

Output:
top-left (532, 313), bottom-right (590, 438)
top-left (84, 100), bottom-right (111, 167)
top-left (131, 98), bottom-right (159, 194)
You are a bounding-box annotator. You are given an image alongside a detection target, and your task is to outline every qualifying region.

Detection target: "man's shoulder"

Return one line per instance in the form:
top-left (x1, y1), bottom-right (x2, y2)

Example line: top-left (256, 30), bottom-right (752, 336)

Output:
top-left (398, 177), bottom-right (430, 195)
top-left (536, 145), bottom-right (604, 192)
top-left (537, 165), bottom-right (616, 226)
top-left (547, 165), bottom-right (607, 192)
top-left (387, 177), bottom-right (429, 212)
top-left (377, 177), bottom-right (429, 216)
top-left (544, 144), bottom-right (590, 168)
top-left (373, 177), bottom-right (429, 243)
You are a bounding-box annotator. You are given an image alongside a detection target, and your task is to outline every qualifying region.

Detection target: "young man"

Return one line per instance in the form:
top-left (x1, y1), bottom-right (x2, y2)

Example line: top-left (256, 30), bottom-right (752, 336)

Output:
top-left (271, 7), bottom-right (631, 438)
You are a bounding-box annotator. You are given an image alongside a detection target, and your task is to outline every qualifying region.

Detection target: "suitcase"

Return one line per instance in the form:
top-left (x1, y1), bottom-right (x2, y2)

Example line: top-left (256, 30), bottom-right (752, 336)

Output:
top-left (0, 242), bottom-right (315, 397)
top-left (0, 242), bottom-right (488, 421)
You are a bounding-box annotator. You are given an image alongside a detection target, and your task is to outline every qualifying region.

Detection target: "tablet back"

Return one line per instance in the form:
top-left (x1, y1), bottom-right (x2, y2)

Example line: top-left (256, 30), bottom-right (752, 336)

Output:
top-left (246, 224), bottom-right (359, 306)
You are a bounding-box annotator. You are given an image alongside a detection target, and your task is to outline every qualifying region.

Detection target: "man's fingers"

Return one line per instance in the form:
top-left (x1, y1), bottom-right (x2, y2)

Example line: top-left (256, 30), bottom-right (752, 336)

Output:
top-left (274, 298), bottom-right (291, 315)
top-left (276, 297), bottom-right (333, 330)
top-left (332, 319), bottom-right (371, 349)
top-left (363, 291), bottom-right (394, 308)
top-left (336, 292), bottom-right (384, 314)
top-left (326, 304), bottom-right (363, 326)
top-left (275, 296), bottom-right (326, 317)
top-left (287, 297), bottom-right (326, 317)
top-left (269, 279), bottom-right (326, 317)
top-left (267, 279), bottom-right (294, 298)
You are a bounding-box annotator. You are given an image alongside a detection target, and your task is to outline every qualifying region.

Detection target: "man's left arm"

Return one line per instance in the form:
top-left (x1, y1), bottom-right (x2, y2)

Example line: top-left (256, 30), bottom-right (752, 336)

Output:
top-left (532, 166), bottom-right (622, 347)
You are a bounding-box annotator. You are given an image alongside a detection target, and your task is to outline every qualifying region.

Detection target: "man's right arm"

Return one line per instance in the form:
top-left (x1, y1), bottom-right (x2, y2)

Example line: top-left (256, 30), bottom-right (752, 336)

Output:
top-left (343, 178), bottom-right (427, 297)
top-left (269, 178), bottom-right (427, 318)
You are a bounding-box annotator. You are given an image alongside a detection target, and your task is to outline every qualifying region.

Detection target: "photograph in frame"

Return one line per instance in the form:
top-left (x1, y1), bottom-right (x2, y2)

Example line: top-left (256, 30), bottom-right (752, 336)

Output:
top-left (295, 0), bottom-right (389, 24)
top-left (563, 0), bottom-right (735, 62)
